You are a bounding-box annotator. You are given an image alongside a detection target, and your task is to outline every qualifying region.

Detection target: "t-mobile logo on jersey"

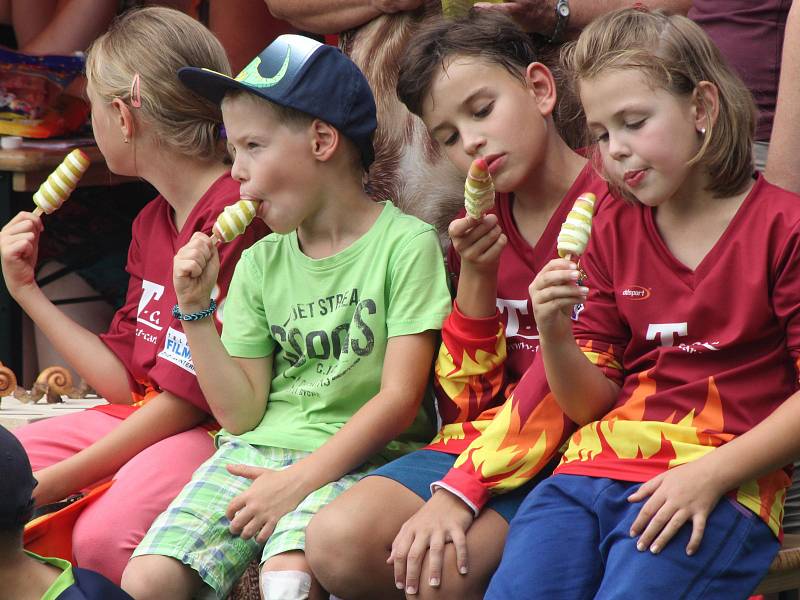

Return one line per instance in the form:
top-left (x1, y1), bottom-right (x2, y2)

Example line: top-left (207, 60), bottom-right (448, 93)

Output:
top-left (497, 299), bottom-right (539, 341)
top-left (137, 280), bottom-right (165, 331)
top-left (646, 322), bottom-right (688, 346)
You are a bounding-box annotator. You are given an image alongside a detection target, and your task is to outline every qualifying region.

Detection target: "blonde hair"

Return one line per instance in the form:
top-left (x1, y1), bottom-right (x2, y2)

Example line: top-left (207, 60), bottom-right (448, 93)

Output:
top-left (561, 9), bottom-right (756, 198)
top-left (86, 7), bottom-right (231, 161)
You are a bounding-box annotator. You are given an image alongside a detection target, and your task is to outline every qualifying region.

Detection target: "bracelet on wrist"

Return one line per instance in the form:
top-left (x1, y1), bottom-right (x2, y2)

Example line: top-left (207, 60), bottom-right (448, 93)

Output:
top-left (172, 299), bottom-right (217, 321)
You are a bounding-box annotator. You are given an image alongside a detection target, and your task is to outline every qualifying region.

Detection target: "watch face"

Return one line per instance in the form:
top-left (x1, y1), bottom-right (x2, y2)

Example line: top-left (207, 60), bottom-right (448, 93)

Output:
top-left (558, 4), bottom-right (570, 17)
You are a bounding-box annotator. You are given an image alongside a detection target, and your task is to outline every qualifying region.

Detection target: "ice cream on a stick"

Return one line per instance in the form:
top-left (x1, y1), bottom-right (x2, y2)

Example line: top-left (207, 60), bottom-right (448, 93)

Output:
top-left (32, 148), bottom-right (91, 216)
top-left (210, 199), bottom-right (259, 243)
top-left (557, 192), bottom-right (596, 260)
top-left (464, 157), bottom-right (495, 219)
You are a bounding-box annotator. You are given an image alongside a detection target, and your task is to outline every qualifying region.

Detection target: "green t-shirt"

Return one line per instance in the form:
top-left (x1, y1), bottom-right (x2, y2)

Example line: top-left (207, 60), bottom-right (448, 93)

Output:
top-left (25, 551), bottom-right (75, 600)
top-left (221, 201), bottom-right (452, 455)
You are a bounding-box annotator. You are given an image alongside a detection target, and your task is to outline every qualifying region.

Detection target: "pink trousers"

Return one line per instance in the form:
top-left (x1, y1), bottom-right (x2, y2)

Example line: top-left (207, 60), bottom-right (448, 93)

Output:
top-left (14, 409), bottom-right (215, 584)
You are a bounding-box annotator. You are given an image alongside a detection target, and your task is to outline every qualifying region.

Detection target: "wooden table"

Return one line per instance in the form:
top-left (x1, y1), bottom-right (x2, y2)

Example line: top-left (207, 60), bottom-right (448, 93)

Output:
top-left (0, 395), bottom-right (108, 430)
top-left (0, 143), bottom-right (133, 376)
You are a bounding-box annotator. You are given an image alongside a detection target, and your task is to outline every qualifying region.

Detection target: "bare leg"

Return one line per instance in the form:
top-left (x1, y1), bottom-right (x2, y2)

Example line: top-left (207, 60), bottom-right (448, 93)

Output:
top-left (306, 476), bottom-right (508, 600)
top-left (261, 551), bottom-right (326, 600)
top-left (121, 554), bottom-right (203, 600)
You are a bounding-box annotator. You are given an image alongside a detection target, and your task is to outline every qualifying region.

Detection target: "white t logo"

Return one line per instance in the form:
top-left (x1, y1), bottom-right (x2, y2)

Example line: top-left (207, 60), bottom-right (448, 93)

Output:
top-left (646, 322), bottom-right (688, 347)
top-left (137, 280), bottom-right (165, 331)
top-left (496, 298), bottom-right (539, 340)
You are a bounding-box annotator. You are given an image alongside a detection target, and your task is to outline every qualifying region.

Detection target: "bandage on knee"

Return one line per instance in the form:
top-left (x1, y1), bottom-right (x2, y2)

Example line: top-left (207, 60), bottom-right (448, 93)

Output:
top-left (260, 570), bottom-right (312, 600)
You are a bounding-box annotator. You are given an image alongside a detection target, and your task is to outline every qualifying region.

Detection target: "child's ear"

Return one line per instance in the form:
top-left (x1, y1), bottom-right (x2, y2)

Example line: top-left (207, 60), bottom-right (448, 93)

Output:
top-left (525, 62), bottom-right (557, 117)
top-left (309, 119), bottom-right (338, 162)
top-left (692, 81), bottom-right (720, 134)
top-left (110, 97), bottom-right (135, 142)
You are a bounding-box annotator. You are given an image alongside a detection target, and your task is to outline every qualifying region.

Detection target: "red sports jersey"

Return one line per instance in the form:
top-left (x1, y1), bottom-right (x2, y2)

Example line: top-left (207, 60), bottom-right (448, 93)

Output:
top-left (97, 174), bottom-right (269, 416)
top-left (557, 174), bottom-right (800, 536)
top-left (429, 162), bottom-right (610, 512)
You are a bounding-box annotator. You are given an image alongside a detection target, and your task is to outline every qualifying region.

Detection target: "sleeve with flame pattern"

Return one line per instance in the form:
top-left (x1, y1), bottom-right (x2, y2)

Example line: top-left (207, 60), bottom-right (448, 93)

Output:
top-left (431, 304), bottom-right (577, 514)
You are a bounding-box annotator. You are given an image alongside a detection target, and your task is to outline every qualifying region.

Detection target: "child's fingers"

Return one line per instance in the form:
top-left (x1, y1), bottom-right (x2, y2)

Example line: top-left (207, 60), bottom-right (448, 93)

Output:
top-left (255, 519), bottom-right (277, 545)
top-left (225, 492), bottom-right (247, 522)
top-left (647, 510), bottom-right (689, 554)
top-left (633, 501), bottom-right (672, 551)
top-left (402, 535), bottom-right (430, 595)
top-left (425, 531), bottom-right (446, 588)
top-left (629, 490), bottom-right (666, 537)
top-left (239, 511), bottom-right (267, 540)
top-left (227, 501), bottom-right (253, 535)
top-left (458, 225), bottom-right (504, 260)
top-left (627, 473), bottom-right (664, 503)
top-left (450, 527), bottom-right (469, 575)
top-left (532, 284), bottom-right (588, 307)
top-left (448, 213), bottom-right (496, 239)
top-left (226, 463), bottom-right (267, 481)
top-left (685, 513), bottom-right (708, 556)
top-left (389, 532), bottom-right (411, 591)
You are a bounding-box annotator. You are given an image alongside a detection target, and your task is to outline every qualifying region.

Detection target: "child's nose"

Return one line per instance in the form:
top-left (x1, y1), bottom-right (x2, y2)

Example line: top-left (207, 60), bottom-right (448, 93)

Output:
top-left (230, 156), bottom-right (248, 183)
top-left (608, 135), bottom-right (630, 161)
top-left (463, 131), bottom-right (486, 156)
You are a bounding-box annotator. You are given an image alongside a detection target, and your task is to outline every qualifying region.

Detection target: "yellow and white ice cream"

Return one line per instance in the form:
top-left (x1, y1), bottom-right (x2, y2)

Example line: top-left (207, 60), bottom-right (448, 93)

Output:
top-left (464, 157), bottom-right (495, 219)
top-left (557, 193), bottom-right (596, 259)
top-left (212, 199), bottom-right (259, 243)
top-left (32, 149), bottom-right (90, 215)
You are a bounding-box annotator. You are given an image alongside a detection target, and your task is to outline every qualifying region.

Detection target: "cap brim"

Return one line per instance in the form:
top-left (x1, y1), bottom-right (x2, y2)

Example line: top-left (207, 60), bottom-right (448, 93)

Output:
top-left (178, 67), bottom-right (257, 105)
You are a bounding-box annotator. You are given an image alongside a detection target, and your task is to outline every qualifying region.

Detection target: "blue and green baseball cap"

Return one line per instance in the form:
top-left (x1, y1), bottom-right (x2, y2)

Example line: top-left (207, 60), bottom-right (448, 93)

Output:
top-left (179, 34), bottom-right (377, 169)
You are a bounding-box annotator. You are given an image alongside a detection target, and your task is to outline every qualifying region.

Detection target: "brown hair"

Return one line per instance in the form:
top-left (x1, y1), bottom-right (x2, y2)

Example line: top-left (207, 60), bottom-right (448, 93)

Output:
top-left (561, 8), bottom-right (756, 198)
top-left (396, 11), bottom-right (540, 118)
top-left (85, 6), bottom-right (231, 161)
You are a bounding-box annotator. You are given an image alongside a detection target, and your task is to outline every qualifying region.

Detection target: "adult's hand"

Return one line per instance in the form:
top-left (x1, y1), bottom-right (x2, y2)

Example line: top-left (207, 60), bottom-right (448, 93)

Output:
top-left (473, 0), bottom-right (556, 35)
top-left (372, 0), bottom-right (425, 14)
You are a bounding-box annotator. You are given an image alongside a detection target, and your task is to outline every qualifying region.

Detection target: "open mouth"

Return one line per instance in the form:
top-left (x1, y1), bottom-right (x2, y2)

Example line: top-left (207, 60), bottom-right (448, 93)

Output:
top-left (623, 169), bottom-right (648, 188)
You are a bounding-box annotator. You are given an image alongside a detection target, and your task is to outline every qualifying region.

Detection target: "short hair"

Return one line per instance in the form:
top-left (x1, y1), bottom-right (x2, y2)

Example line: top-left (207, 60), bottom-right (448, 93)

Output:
top-left (561, 8), bottom-right (756, 198)
top-left (85, 6), bottom-right (231, 162)
top-left (397, 11), bottom-right (540, 118)
top-left (221, 90), bottom-right (363, 171)
top-left (222, 88), bottom-right (315, 131)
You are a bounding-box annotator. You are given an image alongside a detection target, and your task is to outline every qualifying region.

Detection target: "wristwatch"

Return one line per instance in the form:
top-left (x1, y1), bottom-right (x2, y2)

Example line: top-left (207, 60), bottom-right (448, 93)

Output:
top-left (549, 0), bottom-right (570, 44)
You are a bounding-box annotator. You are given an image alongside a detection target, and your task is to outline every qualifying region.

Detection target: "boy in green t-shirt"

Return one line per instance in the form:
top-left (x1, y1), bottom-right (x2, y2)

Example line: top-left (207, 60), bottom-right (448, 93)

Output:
top-left (122, 35), bottom-right (452, 600)
top-left (0, 426), bottom-right (132, 600)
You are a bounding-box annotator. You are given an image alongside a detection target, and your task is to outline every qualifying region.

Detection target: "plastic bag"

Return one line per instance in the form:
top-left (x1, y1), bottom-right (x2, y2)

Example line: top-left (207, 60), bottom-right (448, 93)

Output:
top-left (0, 48), bottom-right (89, 138)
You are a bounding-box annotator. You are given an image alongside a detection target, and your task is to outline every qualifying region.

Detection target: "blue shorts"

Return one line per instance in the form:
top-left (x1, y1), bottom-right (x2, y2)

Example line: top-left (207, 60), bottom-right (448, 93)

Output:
top-left (368, 449), bottom-right (555, 523)
top-left (486, 474), bottom-right (779, 600)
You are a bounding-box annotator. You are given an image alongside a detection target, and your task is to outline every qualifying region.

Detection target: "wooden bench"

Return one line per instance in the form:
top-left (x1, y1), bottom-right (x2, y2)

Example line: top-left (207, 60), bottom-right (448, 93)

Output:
top-left (756, 533), bottom-right (800, 595)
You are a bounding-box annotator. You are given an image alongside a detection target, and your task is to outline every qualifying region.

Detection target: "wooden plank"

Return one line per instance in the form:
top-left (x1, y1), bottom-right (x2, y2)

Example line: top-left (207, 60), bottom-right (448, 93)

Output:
top-left (0, 395), bottom-right (108, 429)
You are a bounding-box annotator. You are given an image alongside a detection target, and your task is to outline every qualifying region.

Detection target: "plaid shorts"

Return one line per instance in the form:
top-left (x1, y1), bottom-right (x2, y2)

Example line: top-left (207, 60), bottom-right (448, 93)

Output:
top-left (133, 436), bottom-right (379, 599)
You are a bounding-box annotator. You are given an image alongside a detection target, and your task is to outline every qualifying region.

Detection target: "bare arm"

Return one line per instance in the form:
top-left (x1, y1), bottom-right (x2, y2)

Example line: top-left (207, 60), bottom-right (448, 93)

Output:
top-left (33, 391), bottom-right (207, 505)
top-left (173, 233), bottom-right (270, 434)
top-left (474, 0), bottom-right (692, 36)
top-left (449, 214), bottom-right (506, 318)
top-left (181, 315), bottom-right (271, 434)
top-left (265, 0), bottom-right (423, 34)
top-left (530, 259), bottom-right (619, 424)
top-left (17, 0), bottom-right (117, 55)
top-left (766, 0), bottom-right (800, 193)
top-left (1, 213), bottom-right (131, 403)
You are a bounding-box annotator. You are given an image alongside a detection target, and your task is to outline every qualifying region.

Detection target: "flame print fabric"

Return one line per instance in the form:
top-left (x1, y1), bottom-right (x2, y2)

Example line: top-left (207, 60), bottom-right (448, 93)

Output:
top-left (426, 306), bottom-right (574, 512)
top-left (555, 176), bottom-right (800, 537)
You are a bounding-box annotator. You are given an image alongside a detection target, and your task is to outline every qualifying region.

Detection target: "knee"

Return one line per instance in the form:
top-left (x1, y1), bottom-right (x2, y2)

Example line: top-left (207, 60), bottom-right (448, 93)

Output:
top-left (305, 504), bottom-right (371, 592)
top-left (415, 548), bottom-right (490, 600)
top-left (73, 517), bottom-right (132, 584)
top-left (121, 555), bottom-right (192, 600)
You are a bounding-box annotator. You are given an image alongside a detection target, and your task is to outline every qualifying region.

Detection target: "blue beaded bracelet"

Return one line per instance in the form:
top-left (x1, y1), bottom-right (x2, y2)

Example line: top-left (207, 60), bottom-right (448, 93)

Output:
top-left (172, 299), bottom-right (217, 321)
